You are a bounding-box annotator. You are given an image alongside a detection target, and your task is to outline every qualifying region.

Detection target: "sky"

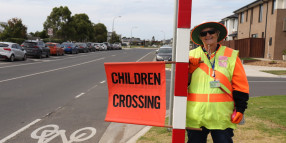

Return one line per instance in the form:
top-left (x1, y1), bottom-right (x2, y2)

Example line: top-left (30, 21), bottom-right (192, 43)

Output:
top-left (0, 0), bottom-right (255, 41)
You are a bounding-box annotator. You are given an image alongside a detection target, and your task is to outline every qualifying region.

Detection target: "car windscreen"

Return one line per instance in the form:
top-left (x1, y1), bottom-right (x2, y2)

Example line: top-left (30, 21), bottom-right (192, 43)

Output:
top-left (0, 43), bottom-right (9, 47)
top-left (158, 48), bottom-right (172, 53)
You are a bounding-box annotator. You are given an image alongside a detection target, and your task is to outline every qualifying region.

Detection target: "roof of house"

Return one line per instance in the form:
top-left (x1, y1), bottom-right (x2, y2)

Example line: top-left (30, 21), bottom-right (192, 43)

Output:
top-left (233, 0), bottom-right (267, 13)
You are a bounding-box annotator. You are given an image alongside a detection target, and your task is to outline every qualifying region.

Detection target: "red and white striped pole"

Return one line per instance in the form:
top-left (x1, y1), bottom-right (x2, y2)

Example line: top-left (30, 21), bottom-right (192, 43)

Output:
top-left (172, 0), bottom-right (192, 142)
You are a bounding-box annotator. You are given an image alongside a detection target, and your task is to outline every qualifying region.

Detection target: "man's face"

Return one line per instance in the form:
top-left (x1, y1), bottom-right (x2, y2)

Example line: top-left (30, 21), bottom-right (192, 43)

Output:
top-left (199, 27), bottom-right (219, 46)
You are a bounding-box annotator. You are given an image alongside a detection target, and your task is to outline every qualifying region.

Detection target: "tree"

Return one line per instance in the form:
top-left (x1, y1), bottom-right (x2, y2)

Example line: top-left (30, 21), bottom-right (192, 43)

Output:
top-left (109, 31), bottom-right (121, 43)
top-left (0, 18), bottom-right (27, 40)
top-left (71, 13), bottom-right (95, 42)
top-left (43, 6), bottom-right (73, 40)
top-left (93, 23), bottom-right (107, 42)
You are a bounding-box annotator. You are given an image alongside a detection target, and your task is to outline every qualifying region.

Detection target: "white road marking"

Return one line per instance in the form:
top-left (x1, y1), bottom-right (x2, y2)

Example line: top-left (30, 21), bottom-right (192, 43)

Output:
top-left (87, 85), bottom-right (98, 92)
top-left (0, 119), bottom-right (41, 143)
top-left (136, 51), bottom-right (154, 62)
top-left (0, 54), bottom-right (93, 69)
top-left (0, 57), bottom-right (105, 83)
top-left (100, 80), bottom-right (106, 84)
top-left (75, 93), bottom-right (85, 99)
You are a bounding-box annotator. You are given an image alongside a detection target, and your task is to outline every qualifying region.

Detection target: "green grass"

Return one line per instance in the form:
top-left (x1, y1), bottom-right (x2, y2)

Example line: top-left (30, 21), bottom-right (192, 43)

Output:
top-left (165, 64), bottom-right (172, 69)
top-left (261, 70), bottom-right (286, 75)
top-left (241, 57), bottom-right (259, 61)
top-left (137, 95), bottom-right (286, 143)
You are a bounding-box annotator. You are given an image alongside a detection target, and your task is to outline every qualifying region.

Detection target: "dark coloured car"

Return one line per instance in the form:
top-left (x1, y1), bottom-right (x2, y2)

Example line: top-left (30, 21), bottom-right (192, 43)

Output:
top-left (61, 42), bottom-right (78, 54)
top-left (75, 43), bottom-right (89, 53)
top-left (21, 40), bottom-right (50, 59)
top-left (87, 42), bottom-right (96, 52)
top-left (156, 46), bottom-right (172, 61)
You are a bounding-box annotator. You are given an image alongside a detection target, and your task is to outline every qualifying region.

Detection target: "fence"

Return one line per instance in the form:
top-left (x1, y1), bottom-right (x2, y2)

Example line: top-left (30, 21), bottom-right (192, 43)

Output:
top-left (221, 38), bottom-right (265, 58)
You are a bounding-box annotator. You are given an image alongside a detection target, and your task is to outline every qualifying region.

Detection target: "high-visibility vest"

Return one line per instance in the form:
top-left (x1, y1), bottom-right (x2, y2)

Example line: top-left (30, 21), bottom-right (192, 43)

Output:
top-left (186, 45), bottom-right (238, 129)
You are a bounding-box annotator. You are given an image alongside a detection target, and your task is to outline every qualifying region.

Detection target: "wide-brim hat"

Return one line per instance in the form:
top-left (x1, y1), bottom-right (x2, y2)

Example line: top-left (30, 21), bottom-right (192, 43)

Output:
top-left (191, 22), bottom-right (228, 46)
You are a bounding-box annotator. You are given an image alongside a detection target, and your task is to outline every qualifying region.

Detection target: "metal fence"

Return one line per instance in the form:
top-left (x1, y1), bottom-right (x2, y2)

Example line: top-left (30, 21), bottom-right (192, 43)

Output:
top-left (221, 38), bottom-right (265, 58)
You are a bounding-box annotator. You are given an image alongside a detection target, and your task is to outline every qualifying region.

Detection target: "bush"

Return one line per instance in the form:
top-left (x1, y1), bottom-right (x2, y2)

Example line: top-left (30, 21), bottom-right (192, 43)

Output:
top-left (5, 38), bottom-right (26, 44)
top-left (282, 49), bottom-right (286, 55)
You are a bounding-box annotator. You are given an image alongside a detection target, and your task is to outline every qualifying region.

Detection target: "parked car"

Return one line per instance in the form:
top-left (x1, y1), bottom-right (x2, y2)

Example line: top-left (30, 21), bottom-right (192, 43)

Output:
top-left (21, 40), bottom-right (50, 59)
top-left (46, 42), bottom-right (64, 56)
top-left (156, 46), bottom-right (172, 61)
top-left (103, 42), bottom-right (112, 50)
top-left (75, 43), bottom-right (89, 53)
top-left (0, 42), bottom-right (27, 62)
top-left (100, 43), bottom-right (107, 51)
top-left (113, 43), bottom-right (122, 50)
top-left (87, 42), bottom-right (96, 52)
top-left (61, 42), bottom-right (78, 54)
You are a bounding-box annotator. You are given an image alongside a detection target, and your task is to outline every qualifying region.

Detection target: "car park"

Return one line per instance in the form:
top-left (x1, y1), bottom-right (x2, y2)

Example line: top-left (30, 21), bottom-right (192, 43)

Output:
top-left (156, 46), bottom-right (172, 61)
top-left (100, 43), bottom-right (107, 51)
top-left (113, 43), bottom-right (122, 50)
top-left (62, 42), bottom-right (78, 54)
top-left (21, 40), bottom-right (50, 59)
top-left (0, 42), bottom-right (27, 62)
top-left (46, 42), bottom-right (64, 56)
top-left (75, 43), bottom-right (89, 53)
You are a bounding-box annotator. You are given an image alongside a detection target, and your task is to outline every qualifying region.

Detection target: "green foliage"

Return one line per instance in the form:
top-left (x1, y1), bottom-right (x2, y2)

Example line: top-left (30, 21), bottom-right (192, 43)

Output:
top-left (5, 38), bottom-right (25, 44)
top-left (71, 13), bottom-right (95, 42)
top-left (109, 31), bottom-right (121, 43)
top-left (282, 49), bottom-right (286, 55)
top-left (43, 6), bottom-right (74, 40)
top-left (93, 23), bottom-right (107, 42)
top-left (30, 30), bottom-right (49, 39)
top-left (0, 18), bottom-right (27, 40)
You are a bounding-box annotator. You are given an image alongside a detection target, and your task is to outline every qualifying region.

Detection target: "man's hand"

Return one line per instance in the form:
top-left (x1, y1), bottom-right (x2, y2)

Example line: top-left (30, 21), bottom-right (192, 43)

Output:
top-left (189, 57), bottom-right (201, 73)
top-left (231, 112), bottom-right (243, 124)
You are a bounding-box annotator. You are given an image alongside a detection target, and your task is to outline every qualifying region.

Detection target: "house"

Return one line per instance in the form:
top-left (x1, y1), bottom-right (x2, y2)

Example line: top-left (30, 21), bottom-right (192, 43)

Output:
top-left (221, 14), bottom-right (239, 41)
top-left (234, 0), bottom-right (286, 60)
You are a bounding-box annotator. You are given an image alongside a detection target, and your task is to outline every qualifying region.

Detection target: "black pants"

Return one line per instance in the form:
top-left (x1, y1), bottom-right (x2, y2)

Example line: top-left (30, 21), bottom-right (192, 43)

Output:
top-left (187, 127), bottom-right (234, 143)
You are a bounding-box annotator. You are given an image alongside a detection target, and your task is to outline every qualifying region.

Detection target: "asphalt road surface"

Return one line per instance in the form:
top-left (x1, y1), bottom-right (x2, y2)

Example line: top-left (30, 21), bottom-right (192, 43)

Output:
top-left (0, 48), bottom-right (285, 143)
top-left (0, 48), bottom-right (162, 143)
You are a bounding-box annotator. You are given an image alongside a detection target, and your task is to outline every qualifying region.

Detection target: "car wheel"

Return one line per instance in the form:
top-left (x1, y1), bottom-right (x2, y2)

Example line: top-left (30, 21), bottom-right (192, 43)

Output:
top-left (23, 54), bottom-right (27, 61)
top-left (38, 52), bottom-right (42, 59)
top-left (46, 52), bottom-right (50, 58)
top-left (9, 54), bottom-right (15, 62)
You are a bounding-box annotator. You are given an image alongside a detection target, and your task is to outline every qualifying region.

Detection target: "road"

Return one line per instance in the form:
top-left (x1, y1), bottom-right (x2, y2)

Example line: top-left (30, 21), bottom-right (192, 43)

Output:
top-left (0, 48), bottom-right (159, 143)
top-left (0, 48), bottom-right (285, 143)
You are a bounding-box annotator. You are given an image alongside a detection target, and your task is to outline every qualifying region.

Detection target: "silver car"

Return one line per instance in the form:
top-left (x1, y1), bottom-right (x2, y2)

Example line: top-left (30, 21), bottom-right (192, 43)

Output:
top-left (156, 46), bottom-right (172, 61)
top-left (0, 42), bottom-right (27, 62)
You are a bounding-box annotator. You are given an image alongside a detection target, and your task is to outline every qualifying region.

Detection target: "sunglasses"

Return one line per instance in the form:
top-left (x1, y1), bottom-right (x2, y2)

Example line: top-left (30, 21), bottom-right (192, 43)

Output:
top-left (199, 30), bottom-right (216, 37)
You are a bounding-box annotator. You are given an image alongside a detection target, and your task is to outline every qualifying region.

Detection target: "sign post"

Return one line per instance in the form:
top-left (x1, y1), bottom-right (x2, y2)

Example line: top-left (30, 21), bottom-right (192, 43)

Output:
top-left (172, 0), bottom-right (192, 142)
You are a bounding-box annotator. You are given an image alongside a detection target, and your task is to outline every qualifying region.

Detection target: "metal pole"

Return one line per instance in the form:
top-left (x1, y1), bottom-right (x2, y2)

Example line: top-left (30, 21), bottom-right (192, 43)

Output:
top-left (168, 0), bottom-right (178, 129)
top-left (112, 16), bottom-right (121, 43)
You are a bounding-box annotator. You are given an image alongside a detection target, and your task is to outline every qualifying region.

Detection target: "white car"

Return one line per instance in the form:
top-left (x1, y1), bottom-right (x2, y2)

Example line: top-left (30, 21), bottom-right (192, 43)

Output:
top-left (0, 42), bottom-right (27, 62)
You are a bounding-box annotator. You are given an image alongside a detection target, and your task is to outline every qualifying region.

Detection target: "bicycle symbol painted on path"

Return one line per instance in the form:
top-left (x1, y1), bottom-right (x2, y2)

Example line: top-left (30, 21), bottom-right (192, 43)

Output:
top-left (31, 124), bottom-right (96, 143)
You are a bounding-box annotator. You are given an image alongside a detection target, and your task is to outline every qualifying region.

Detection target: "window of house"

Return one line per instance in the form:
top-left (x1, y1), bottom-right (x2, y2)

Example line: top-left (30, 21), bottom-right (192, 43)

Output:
top-left (240, 12), bottom-right (244, 23)
top-left (251, 8), bottom-right (253, 24)
top-left (262, 32), bottom-right (264, 38)
top-left (246, 10), bottom-right (248, 22)
top-left (259, 4), bottom-right (263, 22)
top-left (272, 0), bottom-right (276, 14)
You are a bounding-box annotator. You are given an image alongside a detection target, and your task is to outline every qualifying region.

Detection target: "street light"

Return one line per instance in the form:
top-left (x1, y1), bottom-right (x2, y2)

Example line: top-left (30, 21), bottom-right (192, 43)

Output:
top-left (130, 26), bottom-right (137, 47)
top-left (111, 16), bottom-right (121, 43)
top-left (161, 31), bottom-right (166, 44)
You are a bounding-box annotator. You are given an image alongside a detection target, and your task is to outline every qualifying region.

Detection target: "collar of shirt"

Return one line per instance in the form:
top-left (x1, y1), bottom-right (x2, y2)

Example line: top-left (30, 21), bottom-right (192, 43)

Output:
top-left (202, 44), bottom-right (220, 60)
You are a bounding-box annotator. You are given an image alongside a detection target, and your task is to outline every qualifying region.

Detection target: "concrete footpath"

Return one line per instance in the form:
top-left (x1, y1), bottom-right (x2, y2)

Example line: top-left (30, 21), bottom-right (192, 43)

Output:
top-left (99, 64), bottom-right (286, 143)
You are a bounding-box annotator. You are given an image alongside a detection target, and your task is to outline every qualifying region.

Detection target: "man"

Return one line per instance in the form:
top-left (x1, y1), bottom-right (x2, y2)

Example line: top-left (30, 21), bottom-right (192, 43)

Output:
top-left (187, 22), bottom-right (249, 143)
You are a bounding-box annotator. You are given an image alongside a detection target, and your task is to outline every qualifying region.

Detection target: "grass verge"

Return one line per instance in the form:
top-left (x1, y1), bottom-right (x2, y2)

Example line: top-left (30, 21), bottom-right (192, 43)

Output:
top-left (261, 70), bottom-right (286, 75)
top-left (137, 95), bottom-right (286, 143)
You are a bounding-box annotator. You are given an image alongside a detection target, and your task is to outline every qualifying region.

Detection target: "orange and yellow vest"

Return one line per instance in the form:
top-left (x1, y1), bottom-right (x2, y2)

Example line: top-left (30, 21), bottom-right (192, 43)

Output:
top-left (187, 45), bottom-right (238, 129)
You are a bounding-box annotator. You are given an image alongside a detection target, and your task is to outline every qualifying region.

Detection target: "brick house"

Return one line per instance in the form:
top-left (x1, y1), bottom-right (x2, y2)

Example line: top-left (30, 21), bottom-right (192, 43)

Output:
top-left (234, 0), bottom-right (286, 60)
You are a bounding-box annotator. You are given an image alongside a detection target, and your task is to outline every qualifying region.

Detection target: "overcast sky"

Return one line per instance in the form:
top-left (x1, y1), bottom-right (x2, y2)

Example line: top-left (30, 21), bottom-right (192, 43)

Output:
top-left (0, 0), bottom-right (255, 41)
